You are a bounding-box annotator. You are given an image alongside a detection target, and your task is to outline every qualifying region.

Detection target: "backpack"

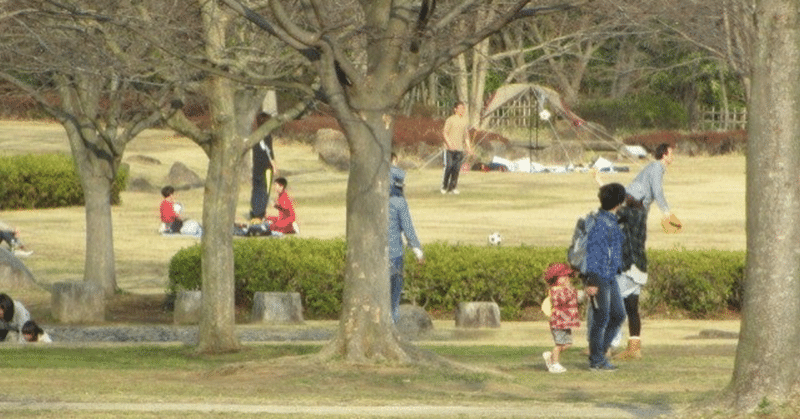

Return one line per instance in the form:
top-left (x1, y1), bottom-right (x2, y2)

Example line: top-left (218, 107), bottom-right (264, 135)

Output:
top-left (567, 210), bottom-right (599, 275)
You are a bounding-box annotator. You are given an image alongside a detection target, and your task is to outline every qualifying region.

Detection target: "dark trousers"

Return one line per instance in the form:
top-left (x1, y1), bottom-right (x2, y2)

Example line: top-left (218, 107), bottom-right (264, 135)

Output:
top-left (250, 144), bottom-right (274, 219)
top-left (442, 150), bottom-right (464, 191)
top-left (623, 294), bottom-right (641, 336)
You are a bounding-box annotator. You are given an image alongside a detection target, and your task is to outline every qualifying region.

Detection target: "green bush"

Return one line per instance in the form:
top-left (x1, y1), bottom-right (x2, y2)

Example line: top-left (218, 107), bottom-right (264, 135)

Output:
top-left (0, 154), bottom-right (128, 209)
top-left (646, 249), bottom-right (745, 317)
top-left (169, 238), bottom-right (746, 320)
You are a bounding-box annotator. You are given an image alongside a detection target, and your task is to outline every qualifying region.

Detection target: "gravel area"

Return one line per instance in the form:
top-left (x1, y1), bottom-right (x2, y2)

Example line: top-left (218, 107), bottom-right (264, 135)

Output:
top-left (44, 325), bottom-right (334, 344)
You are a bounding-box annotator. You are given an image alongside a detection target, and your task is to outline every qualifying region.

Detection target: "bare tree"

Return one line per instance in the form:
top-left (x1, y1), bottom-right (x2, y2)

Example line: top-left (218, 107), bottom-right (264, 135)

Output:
top-left (218, 0), bottom-right (584, 363)
top-left (0, 0), bottom-right (188, 296)
top-left (151, 1), bottom-right (311, 353)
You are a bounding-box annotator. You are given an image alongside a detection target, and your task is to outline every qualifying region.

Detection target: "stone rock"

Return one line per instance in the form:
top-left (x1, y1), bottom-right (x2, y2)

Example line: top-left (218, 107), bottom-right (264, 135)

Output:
top-left (128, 154), bottom-right (162, 165)
top-left (313, 128), bottom-right (349, 171)
top-left (173, 290), bottom-right (202, 325)
top-left (0, 248), bottom-right (38, 290)
top-left (395, 304), bottom-right (433, 339)
top-left (51, 282), bottom-right (105, 324)
top-left (455, 301), bottom-right (501, 329)
top-left (166, 162), bottom-right (204, 189)
top-left (251, 292), bottom-right (304, 324)
top-left (127, 177), bottom-right (155, 193)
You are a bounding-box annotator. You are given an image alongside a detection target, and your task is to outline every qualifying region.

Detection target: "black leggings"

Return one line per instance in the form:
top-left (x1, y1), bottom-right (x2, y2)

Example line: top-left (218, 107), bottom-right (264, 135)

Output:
top-left (623, 294), bottom-right (641, 337)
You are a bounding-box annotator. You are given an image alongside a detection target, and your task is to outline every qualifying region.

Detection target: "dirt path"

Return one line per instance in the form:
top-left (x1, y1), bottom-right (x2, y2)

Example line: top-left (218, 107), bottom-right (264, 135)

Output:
top-left (0, 400), bottom-right (678, 418)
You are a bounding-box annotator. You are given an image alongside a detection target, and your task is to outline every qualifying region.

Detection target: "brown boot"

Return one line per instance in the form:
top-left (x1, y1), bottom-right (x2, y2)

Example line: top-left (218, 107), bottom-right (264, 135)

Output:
top-left (614, 337), bottom-right (642, 360)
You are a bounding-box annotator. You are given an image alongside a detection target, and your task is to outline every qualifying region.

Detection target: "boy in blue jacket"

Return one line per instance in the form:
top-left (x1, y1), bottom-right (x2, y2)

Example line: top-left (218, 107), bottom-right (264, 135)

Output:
top-left (585, 182), bottom-right (627, 370)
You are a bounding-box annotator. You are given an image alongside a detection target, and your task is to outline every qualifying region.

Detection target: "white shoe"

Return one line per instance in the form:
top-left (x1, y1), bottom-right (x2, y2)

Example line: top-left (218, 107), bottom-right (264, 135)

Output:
top-left (440, 188), bottom-right (447, 194)
top-left (13, 249), bottom-right (33, 257)
top-left (542, 351), bottom-right (553, 370)
top-left (549, 363), bottom-right (567, 373)
top-left (450, 189), bottom-right (460, 195)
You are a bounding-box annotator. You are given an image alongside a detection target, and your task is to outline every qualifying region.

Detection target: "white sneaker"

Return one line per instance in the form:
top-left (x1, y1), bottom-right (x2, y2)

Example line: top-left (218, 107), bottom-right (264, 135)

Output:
top-left (13, 249), bottom-right (33, 257)
top-left (549, 363), bottom-right (567, 373)
top-left (542, 351), bottom-right (553, 370)
top-left (440, 188), bottom-right (447, 194)
top-left (450, 189), bottom-right (460, 195)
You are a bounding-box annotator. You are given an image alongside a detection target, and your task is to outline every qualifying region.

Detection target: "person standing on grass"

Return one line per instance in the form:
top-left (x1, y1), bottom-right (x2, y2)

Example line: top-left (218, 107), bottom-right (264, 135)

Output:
top-left (585, 183), bottom-right (627, 371)
top-left (593, 142), bottom-right (676, 360)
top-left (441, 101), bottom-right (473, 194)
top-left (389, 153), bottom-right (424, 323)
top-left (249, 112), bottom-right (278, 222)
top-left (542, 263), bottom-right (582, 374)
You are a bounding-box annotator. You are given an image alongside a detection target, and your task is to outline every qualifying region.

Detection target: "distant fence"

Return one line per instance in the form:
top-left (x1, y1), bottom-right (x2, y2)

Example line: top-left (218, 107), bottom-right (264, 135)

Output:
top-left (701, 107), bottom-right (747, 131)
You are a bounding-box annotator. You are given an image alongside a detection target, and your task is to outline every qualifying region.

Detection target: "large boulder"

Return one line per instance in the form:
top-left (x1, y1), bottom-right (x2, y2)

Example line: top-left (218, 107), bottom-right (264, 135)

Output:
top-left (166, 162), bottom-right (204, 190)
top-left (395, 304), bottom-right (433, 339)
top-left (313, 128), bottom-right (349, 171)
top-left (0, 248), bottom-right (38, 290)
top-left (251, 292), bottom-right (304, 324)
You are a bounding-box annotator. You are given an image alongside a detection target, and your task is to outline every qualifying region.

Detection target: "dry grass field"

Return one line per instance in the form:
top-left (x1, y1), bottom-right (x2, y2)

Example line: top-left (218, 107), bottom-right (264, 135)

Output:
top-left (0, 120), bottom-right (745, 296)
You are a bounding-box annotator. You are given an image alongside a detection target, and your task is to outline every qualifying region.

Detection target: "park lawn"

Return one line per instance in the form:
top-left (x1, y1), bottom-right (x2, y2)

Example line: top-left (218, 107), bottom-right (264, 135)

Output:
top-left (0, 339), bottom-right (735, 413)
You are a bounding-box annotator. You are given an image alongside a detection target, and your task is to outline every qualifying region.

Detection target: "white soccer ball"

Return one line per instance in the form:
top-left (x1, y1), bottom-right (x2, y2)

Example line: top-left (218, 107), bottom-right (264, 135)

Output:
top-left (488, 232), bottom-right (502, 246)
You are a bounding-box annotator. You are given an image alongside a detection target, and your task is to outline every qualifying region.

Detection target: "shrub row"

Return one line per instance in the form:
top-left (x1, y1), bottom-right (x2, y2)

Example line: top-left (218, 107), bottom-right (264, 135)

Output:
top-left (168, 238), bottom-right (746, 320)
top-left (624, 130), bottom-right (747, 156)
top-left (0, 154), bottom-right (128, 209)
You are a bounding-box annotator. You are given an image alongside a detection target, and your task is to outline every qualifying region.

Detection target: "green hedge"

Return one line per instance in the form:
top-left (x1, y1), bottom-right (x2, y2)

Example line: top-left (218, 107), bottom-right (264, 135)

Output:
top-left (0, 154), bottom-right (128, 209)
top-left (168, 238), bottom-right (746, 320)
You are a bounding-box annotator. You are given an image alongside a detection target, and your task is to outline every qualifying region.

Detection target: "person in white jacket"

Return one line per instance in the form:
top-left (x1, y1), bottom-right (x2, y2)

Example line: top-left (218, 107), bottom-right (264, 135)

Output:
top-left (0, 293), bottom-right (32, 343)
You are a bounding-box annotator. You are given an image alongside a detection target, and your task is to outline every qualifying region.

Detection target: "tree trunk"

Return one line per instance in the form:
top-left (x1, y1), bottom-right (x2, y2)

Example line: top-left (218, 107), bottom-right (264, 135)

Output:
top-left (320, 110), bottom-right (410, 363)
top-left (81, 174), bottom-right (117, 296)
top-left (61, 118), bottom-right (119, 297)
top-left (725, 0), bottom-right (800, 411)
top-left (196, 74), bottom-right (243, 354)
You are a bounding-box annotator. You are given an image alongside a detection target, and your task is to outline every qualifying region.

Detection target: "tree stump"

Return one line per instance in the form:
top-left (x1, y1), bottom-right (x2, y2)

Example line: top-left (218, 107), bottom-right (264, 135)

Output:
top-left (51, 282), bottom-right (105, 324)
top-left (173, 290), bottom-right (202, 325)
top-left (395, 304), bottom-right (433, 339)
top-left (251, 292), bottom-right (304, 324)
top-left (455, 301), bottom-right (501, 328)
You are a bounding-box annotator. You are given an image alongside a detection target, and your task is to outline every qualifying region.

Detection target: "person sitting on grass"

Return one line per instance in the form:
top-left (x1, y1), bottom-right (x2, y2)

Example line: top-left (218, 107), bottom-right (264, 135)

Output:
top-left (0, 293), bottom-right (31, 343)
top-left (542, 262), bottom-right (582, 373)
top-left (22, 320), bottom-right (52, 343)
top-left (0, 221), bottom-right (33, 257)
top-left (265, 177), bottom-right (297, 235)
top-left (159, 186), bottom-right (184, 234)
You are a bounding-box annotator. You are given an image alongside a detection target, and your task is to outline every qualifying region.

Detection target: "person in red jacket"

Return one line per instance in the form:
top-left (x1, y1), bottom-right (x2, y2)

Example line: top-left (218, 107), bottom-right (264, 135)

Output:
top-left (265, 177), bottom-right (297, 235)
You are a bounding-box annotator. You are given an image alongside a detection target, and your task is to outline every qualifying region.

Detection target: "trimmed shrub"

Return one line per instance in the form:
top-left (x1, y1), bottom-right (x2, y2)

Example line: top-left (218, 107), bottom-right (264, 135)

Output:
top-left (0, 154), bottom-right (128, 209)
top-left (168, 238), bottom-right (746, 320)
top-left (646, 249), bottom-right (745, 317)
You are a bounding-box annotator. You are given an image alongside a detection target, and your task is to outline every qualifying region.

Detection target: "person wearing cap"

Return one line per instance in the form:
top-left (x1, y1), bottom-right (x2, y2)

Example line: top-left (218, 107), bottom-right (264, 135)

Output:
top-left (585, 182), bottom-right (627, 371)
top-left (542, 263), bottom-right (582, 373)
top-left (388, 153), bottom-right (424, 323)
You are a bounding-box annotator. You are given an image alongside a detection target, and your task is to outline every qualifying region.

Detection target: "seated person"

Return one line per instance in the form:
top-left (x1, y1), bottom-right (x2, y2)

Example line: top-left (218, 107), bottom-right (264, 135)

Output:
top-left (240, 177), bottom-right (297, 237)
top-left (0, 221), bottom-right (33, 257)
top-left (22, 320), bottom-right (52, 343)
top-left (0, 293), bottom-right (31, 343)
top-left (265, 177), bottom-right (297, 235)
top-left (159, 186), bottom-right (183, 233)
